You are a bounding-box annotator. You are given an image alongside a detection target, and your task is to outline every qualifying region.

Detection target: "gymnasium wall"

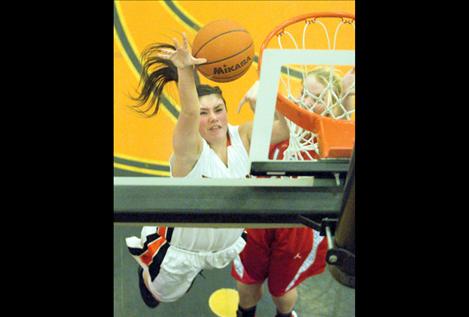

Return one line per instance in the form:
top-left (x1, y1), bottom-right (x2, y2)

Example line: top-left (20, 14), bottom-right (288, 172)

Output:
top-left (113, 0), bottom-right (355, 176)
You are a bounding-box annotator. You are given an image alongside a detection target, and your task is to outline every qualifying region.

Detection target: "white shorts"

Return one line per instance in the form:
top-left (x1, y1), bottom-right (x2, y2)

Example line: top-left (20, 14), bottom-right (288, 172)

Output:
top-left (126, 227), bottom-right (246, 302)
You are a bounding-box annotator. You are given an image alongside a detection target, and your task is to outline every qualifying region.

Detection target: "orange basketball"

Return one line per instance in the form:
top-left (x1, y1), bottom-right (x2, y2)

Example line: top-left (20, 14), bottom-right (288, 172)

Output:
top-left (192, 20), bottom-right (254, 83)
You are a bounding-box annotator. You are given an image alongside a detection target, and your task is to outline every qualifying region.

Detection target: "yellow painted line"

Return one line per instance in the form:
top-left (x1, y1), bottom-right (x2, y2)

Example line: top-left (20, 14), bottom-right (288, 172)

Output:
top-left (114, 153), bottom-right (169, 167)
top-left (114, 163), bottom-right (170, 177)
top-left (114, 1), bottom-right (179, 123)
top-left (209, 288), bottom-right (239, 317)
top-left (113, 28), bottom-right (140, 80)
top-left (114, 1), bottom-right (141, 80)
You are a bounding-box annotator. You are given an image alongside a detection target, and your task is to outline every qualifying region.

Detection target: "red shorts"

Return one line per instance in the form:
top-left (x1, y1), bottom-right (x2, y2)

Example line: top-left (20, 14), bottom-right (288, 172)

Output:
top-left (231, 227), bottom-right (327, 297)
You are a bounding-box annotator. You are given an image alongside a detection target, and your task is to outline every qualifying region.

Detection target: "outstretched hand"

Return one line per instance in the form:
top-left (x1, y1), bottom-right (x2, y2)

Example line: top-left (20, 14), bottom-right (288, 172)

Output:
top-left (237, 80), bottom-right (260, 113)
top-left (342, 67), bottom-right (355, 95)
top-left (158, 33), bottom-right (207, 69)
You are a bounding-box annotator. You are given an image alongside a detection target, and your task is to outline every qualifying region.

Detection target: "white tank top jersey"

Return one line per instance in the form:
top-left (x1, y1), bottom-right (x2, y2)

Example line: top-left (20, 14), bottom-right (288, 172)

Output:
top-left (168, 124), bottom-right (249, 252)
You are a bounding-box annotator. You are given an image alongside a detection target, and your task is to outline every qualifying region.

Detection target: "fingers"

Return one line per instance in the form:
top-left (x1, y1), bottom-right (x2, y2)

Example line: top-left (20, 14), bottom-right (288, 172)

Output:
top-left (237, 96), bottom-right (247, 113)
top-left (182, 32), bottom-right (189, 49)
top-left (157, 48), bottom-right (175, 60)
top-left (238, 81), bottom-right (259, 113)
top-left (159, 48), bottom-right (175, 54)
top-left (193, 57), bottom-right (207, 65)
top-left (157, 52), bottom-right (171, 60)
top-left (174, 33), bottom-right (190, 50)
top-left (168, 33), bottom-right (205, 67)
top-left (172, 37), bottom-right (181, 49)
top-left (248, 81), bottom-right (260, 98)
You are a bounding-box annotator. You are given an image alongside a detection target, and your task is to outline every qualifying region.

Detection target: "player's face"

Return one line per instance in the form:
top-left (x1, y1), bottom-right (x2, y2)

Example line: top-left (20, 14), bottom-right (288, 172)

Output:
top-left (199, 94), bottom-right (228, 144)
top-left (302, 75), bottom-right (329, 115)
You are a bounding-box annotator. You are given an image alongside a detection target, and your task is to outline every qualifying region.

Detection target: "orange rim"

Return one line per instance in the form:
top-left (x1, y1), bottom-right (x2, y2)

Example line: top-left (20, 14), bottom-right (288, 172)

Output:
top-left (258, 11), bottom-right (355, 70)
top-left (258, 11), bottom-right (355, 158)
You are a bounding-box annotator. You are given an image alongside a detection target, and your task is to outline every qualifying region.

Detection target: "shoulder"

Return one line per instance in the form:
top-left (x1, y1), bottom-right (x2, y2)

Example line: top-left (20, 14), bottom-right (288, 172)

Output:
top-left (170, 139), bottom-right (206, 177)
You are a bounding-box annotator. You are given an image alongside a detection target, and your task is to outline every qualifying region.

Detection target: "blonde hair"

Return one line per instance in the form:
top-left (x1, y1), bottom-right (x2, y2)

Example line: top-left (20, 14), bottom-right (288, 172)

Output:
top-left (302, 66), bottom-right (345, 118)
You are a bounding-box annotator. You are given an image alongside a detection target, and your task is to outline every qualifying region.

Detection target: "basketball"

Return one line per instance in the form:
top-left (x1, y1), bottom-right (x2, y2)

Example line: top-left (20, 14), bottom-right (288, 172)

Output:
top-left (192, 20), bottom-right (254, 83)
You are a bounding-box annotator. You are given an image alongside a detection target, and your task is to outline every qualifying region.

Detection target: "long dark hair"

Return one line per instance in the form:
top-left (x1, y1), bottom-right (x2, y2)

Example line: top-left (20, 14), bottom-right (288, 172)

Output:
top-left (130, 43), bottom-right (226, 117)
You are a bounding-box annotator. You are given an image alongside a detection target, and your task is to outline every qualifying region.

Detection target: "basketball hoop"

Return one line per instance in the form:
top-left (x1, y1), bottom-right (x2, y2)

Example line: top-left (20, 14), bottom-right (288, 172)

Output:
top-left (258, 12), bottom-right (355, 159)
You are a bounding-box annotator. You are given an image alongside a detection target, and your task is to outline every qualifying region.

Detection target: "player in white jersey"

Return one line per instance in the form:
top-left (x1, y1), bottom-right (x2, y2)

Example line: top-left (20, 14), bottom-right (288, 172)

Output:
top-left (125, 33), bottom-right (290, 308)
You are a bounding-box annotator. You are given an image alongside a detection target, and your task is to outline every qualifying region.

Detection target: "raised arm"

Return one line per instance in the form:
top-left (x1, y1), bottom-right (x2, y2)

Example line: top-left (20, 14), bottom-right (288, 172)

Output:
top-left (342, 67), bottom-right (355, 113)
top-left (238, 80), bottom-right (290, 151)
top-left (159, 35), bottom-right (206, 165)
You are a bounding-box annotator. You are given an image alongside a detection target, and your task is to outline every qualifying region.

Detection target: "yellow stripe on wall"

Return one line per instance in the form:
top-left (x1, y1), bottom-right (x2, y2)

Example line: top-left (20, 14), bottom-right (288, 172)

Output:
top-left (114, 153), bottom-right (169, 167)
top-left (114, 163), bottom-right (171, 177)
top-left (114, 1), bottom-right (142, 80)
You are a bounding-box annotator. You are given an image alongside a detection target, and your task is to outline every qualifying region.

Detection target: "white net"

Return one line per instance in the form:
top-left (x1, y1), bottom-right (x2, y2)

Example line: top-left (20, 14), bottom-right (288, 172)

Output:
top-left (266, 15), bottom-right (355, 161)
